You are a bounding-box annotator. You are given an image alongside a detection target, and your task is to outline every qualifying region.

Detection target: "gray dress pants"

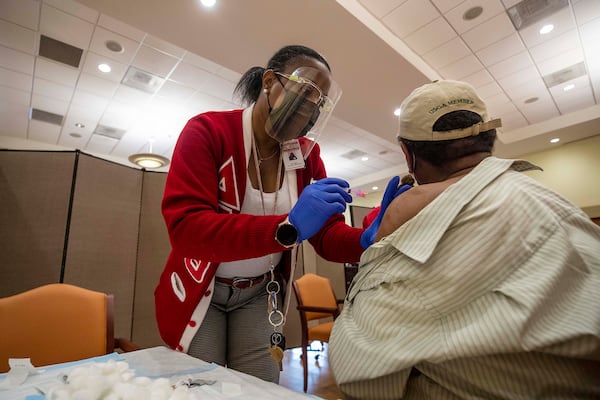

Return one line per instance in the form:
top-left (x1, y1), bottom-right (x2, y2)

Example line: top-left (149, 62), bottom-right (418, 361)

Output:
top-left (188, 278), bottom-right (281, 383)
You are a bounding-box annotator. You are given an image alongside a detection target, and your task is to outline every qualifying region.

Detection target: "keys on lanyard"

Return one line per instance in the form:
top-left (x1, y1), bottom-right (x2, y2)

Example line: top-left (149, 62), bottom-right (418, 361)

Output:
top-left (266, 276), bottom-right (285, 370)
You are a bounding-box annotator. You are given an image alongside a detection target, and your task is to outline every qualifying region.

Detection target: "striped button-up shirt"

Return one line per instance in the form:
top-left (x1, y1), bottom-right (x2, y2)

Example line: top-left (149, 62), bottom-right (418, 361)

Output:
top-left (329, 157), bottom-right (600, 399)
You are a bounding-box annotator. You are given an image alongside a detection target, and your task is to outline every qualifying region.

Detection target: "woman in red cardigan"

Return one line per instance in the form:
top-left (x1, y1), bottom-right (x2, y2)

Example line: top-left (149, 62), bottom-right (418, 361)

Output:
top-left (155, 45), bottom-right (407, 383)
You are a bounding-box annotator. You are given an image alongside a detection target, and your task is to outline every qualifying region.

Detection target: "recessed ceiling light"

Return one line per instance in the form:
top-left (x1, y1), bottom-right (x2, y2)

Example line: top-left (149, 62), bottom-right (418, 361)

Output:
top-left (371, 186), bottom-right (379, 191)
top-left (393, 108), bottom-right (401, 116)
top-left (201, 0), bottom-right (216, 7)
top-left (69, 132), bottom-right (82, 138)
top-left (361, 156), bottom-right (369, 161)
top-left (563, 83), bottom-right (575, 91)
top-left (98, 63), bottom-right (111, 73)
top-left (463, 6), bottom-right (483, 21)
top-left (550, 138), bottom-right (560, 143)
top-left (74, 122), bottom-right (85, 128)
top-left (539, 24), bottom-right (554, 34)
top-left (524, 97), bottom-right (539, 104)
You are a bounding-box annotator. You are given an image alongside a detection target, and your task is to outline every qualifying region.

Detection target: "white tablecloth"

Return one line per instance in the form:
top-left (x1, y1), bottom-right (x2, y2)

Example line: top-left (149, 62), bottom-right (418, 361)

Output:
top-left (0, 346), bottom-right (319, 399)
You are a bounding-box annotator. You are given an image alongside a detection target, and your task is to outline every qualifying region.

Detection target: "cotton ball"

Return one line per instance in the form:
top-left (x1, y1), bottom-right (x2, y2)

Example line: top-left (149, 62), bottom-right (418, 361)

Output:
top-left (170, 386), bottom-right (194, 400)
top-left (71, 389), bottom-right (96, 400)
top-left (132, 376), bottom-right (152, 386)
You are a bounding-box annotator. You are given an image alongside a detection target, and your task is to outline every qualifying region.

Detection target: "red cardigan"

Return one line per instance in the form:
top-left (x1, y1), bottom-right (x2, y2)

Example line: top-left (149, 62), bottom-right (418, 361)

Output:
top-left (155, 109), bottom-right (363, 351)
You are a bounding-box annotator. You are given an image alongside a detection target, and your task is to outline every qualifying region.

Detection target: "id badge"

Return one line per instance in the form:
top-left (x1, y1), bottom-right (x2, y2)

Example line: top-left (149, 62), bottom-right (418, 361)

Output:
top-left (282, 139), bottom-right (305, 170)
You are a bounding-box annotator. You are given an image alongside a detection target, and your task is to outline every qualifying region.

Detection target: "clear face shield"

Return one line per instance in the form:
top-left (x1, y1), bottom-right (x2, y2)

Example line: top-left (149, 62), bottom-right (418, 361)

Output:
top-left (264, 66), bottom-right (342, 158)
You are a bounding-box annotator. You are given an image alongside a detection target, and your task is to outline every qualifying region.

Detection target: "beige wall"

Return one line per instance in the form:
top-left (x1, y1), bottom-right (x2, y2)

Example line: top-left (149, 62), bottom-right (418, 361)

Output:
top-left (521, 135), bottom-right (600, 217)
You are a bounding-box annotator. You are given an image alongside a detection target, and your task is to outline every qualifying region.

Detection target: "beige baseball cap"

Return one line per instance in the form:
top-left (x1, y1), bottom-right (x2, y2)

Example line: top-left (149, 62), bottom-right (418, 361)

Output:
top-left (397, 80), bottom-right (502, 141)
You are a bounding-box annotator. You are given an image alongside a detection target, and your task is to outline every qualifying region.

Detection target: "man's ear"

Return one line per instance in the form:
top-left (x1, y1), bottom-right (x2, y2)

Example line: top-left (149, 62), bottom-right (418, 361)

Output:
top-left (400, 142), bottom-right (413, 174)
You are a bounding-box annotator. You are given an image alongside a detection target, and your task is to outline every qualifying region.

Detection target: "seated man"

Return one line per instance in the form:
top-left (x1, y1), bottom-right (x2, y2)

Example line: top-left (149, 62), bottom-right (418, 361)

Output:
top-left (329, 80), bottom-right (600, 399)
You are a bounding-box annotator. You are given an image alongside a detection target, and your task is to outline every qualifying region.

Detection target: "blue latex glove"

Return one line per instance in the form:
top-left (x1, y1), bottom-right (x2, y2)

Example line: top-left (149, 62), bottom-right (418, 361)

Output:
top-left (360, 176), bottom-right (412, 249)
top-left (289, 177), bottom-right (352, 242)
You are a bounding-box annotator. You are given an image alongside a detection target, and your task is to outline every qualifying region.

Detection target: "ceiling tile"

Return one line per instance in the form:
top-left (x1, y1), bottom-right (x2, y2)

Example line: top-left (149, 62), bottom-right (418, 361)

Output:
top-left (529, 29), bottom-right (580, 64)
top-left (0, 19), bottom-right (37, 54)
top-left (157, 80), bottom-right (195, 103)
top-left (86, 133), bottom-right (119, 154)
top-left (31, 92), bottom-right (69, 115)
top-left (76, 72), bottom-right (119, 98)
top-left (500, 110), bottom-right (528, 131)
top-left (404, 17), bottom-right (457, 55)
top-left (536, 47), bottom-right (584, 76)
top-left (97, 13), bottom-right (145, 42)
top-left (483, 91), bottom-right (511, 110)
top-left (57, 126), bottom-right (91, 149)
top-left (444, 0), bottom-right (505, 34)
top-left (40, 3), bottom-right (94, 49)
top-left (89, 26), bottom-right (140, 64)
top-left (199, 75), bottom-right (237, 102)
top-left (0, 45), bottom-right (35, 75)
top-left (461, 69), bottom-right (495, 87)
top-left (497, 66), bottom-right (541, 90)
top-left (509, 82), bottom-right (551, 107)
top-left (0, 86), bottom-right (30, 107)
top-left (382, 0), bottom-right (439, 38)
top-left (358, 0), bottom-right (408, 19)
top-left (0, 0), bottom-right (40, 30)
top-left (0, 104), bottom-right (29, 138)
top-left (70, 90), bottom-right (109, 117)
top-left (517, 92), bottom-right (559, 123)
top-left (572, 0), bottom-right (600, 26)
top-left (487, 51), bottom-right (534, 80)
top-left (43, 0), bottom-right (98, 23)
top-left (81, 51), bottom-right (128, 83)
top-left (422, 37), bottom-right (472, 69)
top-left (28, 119), bottom-right (61, 144)
top-left (501, 76), bottom-right (547, 102)
top-left (501, 0), bottom-right (521, 8)
top-left (143, 34), bottom-right (186, 59)
top-left (554, 88), bottom-right (595, 114)
top-left (430, 0), bottom-right (464, 14)
top-left (0, 66), bottom-right (32, 92)
top-left (33, 77), bottom-right (74, 102)
top-left (461, 12), bottom-right (515, 52)
top-left (439, 54), bottom-right (484, 79)
top-left (476, 33), bottom-right (525, 67)
top-left (131, 44), bottom-right (179, 78)
top-left (182, 52), bottom-right (222, 74)
top-left (169, 62), bottom-right (213, 89)
top-left (112, 85), bottom-right (152, 106)
top-left (518, 6), bottom-right (575, 48)
top-left (476, 81), bottom-right (504, 99)
top-left (549, 74), bottom-right (591, 98)
top-left (35, 57), bottom-right (79, 87)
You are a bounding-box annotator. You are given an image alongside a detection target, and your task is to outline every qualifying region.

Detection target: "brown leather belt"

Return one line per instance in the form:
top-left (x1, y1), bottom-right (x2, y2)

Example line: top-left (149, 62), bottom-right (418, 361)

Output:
top-left (215, 273), bottom-right (268, 289)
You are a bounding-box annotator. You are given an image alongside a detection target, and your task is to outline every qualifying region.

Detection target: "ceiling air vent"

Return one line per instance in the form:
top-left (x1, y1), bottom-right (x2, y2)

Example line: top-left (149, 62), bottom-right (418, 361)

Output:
top-left (542, 62), bottom-right (586, 88)
top-left (30, 108), bottom-right (64, 126)
top-left (38, 35), bottom-right (83, 68)
top-left (507, 0), bottom-right (568, 30)
top-left (121, 66), bottom-right (165, 94)
top-left (93, 124), bottom-right (127, 140)
top-left (341, 149), bottom-right (368, 160)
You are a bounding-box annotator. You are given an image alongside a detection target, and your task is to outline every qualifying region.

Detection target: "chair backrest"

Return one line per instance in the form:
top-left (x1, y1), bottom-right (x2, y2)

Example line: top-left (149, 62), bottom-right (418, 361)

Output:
top-left (293, 273), bottom-right (339, 322)
top-left (0, 283), bottom-right (114, 373)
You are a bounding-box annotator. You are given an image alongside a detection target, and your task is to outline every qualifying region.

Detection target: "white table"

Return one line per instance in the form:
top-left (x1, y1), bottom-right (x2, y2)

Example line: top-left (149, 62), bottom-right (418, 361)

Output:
top-left (0, 346), bottom-right (320, 399)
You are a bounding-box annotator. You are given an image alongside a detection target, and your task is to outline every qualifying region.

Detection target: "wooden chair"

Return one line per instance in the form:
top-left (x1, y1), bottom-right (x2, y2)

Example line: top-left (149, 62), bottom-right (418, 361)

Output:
top-left (0, 283), bottom-right (140, 373)
top-left (292, 273), bottom-right (343, 392)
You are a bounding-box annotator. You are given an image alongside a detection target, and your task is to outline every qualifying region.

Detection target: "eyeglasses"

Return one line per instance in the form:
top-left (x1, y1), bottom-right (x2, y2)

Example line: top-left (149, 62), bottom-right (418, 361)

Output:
top-left (274, 71), bottom-right (333, 112)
